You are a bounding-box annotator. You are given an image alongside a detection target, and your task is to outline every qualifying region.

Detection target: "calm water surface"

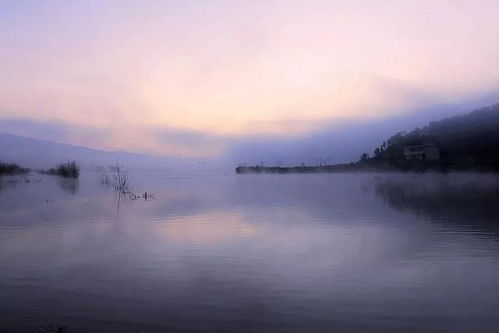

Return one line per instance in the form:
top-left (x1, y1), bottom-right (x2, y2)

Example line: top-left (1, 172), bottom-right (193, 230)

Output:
top-left (1, 171), bottom-right (499, 332)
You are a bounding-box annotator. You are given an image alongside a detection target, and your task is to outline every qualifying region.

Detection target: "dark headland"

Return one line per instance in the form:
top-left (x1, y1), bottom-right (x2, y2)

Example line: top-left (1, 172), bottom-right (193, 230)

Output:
top-left (236, 104), bottom-right (499, 174)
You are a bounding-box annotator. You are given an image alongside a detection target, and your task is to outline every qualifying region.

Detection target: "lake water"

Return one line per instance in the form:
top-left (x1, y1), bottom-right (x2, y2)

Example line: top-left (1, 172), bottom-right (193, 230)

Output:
top-left (1, 171), bottom-right (499, 332)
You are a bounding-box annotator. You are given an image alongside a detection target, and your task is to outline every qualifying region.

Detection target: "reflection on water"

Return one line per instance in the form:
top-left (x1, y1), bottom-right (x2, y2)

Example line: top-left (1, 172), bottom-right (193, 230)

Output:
top-left (57, 177), bottom-right (80, 195)
top-left (374, 174), bottom-right (499, 237)
top-left (0, 172), bottom-right (499, 332)
top-left (0, 177), bottom-right (20, 193)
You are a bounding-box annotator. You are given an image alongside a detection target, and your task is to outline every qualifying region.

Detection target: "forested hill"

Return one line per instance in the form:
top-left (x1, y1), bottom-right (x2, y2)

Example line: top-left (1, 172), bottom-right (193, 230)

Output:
top-left (370, 103), bottom-right (499, 170)
top-left (237, 104), bottom-right (499, 174)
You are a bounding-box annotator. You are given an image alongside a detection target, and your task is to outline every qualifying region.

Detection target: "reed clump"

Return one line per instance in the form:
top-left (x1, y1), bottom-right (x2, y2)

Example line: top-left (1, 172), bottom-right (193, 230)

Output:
top-left (0, 161), bottom-right (30, 175)
top-left (42, 161), bottom-right (80, 178)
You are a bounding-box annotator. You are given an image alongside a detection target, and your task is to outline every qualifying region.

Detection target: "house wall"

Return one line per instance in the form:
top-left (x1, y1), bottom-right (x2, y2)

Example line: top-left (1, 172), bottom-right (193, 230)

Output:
top-left (403, 146), bottom-right (440, 161)
top-left (424, 147), bottom-right (440, 161)
top-left (404, 147), bottom-right (424, 160)
top-left (405, 153), bottom-right (423, 160)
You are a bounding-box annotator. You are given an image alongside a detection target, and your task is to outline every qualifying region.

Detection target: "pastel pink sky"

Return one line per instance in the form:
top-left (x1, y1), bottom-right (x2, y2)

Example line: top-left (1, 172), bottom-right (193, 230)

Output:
top-left (1, 0), bottom-right (499, 156)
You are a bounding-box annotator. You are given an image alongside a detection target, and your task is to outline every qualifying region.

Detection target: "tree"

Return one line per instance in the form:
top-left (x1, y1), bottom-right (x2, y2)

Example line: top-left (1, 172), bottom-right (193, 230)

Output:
top-left (359, 153), bottom-right (369, 162)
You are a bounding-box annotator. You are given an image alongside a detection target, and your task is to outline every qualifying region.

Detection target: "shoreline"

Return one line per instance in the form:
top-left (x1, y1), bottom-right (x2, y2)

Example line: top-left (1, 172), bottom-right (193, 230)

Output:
top-left (235, 162), bottom-right (499, 174)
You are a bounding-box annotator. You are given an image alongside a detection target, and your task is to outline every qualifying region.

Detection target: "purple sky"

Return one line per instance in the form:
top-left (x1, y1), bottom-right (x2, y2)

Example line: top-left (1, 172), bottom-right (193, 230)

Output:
top-left (1, 0), bottom-right (499, 158)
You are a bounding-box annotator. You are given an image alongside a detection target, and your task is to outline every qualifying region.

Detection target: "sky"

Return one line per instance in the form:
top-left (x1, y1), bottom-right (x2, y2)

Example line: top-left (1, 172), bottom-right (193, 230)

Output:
top-left (1, 0), bottom-right (499, 159)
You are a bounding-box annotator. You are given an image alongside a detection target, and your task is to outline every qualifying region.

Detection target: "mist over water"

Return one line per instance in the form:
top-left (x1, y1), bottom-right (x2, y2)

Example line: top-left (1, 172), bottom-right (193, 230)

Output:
top-left (1, 171), bottom-right (499, 332)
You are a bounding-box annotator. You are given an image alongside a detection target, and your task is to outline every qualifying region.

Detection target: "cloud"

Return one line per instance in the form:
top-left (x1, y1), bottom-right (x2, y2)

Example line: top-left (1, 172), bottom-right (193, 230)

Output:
top-left (152, 127), bottom-right (227, 156)
top-left (1, 88), bottom-right (499, 163)
top-left (1, 0), bottom-right (499, 156)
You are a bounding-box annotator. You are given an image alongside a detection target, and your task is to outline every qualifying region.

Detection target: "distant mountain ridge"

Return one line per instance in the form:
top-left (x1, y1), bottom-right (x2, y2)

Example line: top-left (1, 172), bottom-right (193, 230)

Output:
top-left (0, 132), bottom-right (188, 169)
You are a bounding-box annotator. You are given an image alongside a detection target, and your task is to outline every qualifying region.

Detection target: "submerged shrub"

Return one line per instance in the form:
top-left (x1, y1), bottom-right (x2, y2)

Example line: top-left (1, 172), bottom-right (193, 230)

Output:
top-left (110, 163), bottom-right (129, 192)
top-left (99, 173), bottom-right (112, 185)
top-left (97, 163), bottom-right (129, 192)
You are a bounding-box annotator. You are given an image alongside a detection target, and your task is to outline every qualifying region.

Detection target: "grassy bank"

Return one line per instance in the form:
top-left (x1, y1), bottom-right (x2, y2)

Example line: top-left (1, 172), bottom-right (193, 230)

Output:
top-left (235, 160), bottom-right (477, 174)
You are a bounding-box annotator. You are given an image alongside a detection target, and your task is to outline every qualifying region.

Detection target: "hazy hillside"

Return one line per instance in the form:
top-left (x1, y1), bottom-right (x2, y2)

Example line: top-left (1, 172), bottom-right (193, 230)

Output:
top-left (0, 132), bottom-right (196, 170)
top-left (371, 103), bottom-right (499, 170)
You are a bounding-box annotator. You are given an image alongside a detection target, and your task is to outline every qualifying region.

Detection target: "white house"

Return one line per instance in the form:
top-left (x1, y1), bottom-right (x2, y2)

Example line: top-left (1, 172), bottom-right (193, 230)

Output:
top-left (403, 144), bottom-right (440, 161)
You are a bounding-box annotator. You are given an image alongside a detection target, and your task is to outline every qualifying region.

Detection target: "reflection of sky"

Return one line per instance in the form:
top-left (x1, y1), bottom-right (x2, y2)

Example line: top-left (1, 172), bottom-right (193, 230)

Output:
top-left (1, 1), bottom-right (499, 156)
top-left (1, 173), bottom-right (499, 331)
